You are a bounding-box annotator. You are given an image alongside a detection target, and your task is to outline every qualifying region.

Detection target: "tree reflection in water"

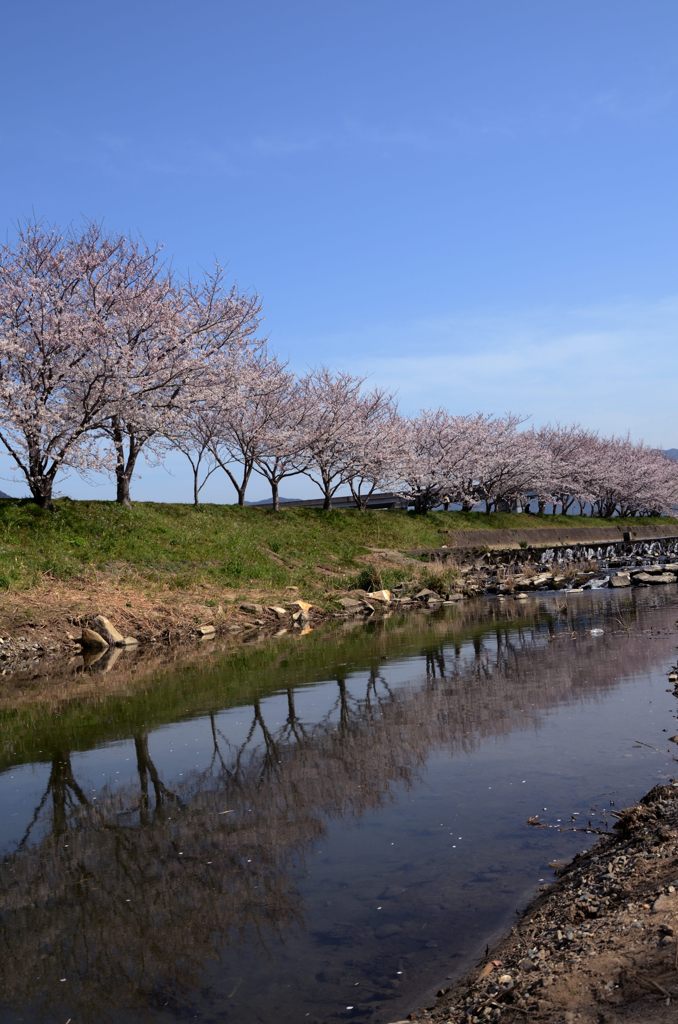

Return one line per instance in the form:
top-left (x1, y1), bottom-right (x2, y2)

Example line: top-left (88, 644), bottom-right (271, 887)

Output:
top-left (1, 591), bottom-right (677, 1022)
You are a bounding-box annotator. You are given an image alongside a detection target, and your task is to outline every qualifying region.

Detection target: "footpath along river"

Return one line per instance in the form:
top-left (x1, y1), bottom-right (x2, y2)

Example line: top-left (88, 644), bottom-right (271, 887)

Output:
top-left (1, 588), bottom-right (677, 1023)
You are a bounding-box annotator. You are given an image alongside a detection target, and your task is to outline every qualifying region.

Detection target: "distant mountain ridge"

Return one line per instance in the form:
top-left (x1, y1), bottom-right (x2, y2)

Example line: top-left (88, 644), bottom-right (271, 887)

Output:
top-left (0, 490), bottom-right (11, 499)
top-left (665, 449), bottom-right (678, 461)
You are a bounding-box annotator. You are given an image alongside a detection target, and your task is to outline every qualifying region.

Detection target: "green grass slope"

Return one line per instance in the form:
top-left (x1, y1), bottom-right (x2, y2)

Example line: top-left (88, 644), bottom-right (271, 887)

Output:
top-left (0, 499), bottom-right (675, 595)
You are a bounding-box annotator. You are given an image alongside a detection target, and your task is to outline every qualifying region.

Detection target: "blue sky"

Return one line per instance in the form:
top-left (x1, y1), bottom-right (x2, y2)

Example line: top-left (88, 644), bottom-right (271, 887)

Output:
top-left (1, 0), bottom-right (677, 501)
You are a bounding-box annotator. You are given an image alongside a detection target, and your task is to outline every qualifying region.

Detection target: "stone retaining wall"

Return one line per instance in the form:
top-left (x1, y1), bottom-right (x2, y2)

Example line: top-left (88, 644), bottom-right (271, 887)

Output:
top-left (435, 525), bottom-right (678, 553)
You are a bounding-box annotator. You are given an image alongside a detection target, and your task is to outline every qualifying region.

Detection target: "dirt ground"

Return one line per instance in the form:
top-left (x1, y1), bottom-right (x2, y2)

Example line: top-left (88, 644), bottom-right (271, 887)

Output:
top-left (406, 782), bottom-right (678, 1024)
top-left (0, 572), bottom-right (307, 676)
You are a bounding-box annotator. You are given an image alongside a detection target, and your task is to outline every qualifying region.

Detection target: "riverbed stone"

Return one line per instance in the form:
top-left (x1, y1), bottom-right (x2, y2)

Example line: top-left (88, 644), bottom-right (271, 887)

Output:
top-left (651, 893), bottom-right (674, 914)
top-left (197, 623), bottom-right (216, 636)
top-left (632, 571), bottom-right (677, 586)
top-left (515, 572), bottom-right (553, 590)
top-left (80, 627), bottom-right (109, 651)
top-left (369, 589), bottom-right (392, 604)
top-left (92, 615), bottom-right (125, 646)
top-left (609, 573), bottom-right (632, 588)
top-left (337, 597), bottom-right (364, 613)
top-left (268, 606), bottom-right (289, 618)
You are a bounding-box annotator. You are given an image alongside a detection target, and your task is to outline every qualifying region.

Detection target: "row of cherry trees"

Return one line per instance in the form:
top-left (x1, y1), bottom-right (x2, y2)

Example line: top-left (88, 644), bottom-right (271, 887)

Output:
top-left (1, 222), bottom-right (677, 514)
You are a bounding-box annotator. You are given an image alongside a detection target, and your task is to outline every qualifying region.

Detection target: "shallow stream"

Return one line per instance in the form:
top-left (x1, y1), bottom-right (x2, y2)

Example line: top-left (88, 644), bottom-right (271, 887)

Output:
top-left (1, 589), bottom-right (678, 1023)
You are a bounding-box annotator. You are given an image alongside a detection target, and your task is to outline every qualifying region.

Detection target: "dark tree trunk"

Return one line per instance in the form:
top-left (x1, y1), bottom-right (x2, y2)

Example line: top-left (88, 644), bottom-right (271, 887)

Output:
top-left (112, 417), bottom-right (142, 507)
top-left (219, 459), bottom-right (253, 507)
top-left (27, 455), bottom-right (56, 508)
top-left (116, 472), bottom-right (133, 507)
top-left (30, 482), bottom-right (54, 509)
top-left (48, 752), bottom-right (88, 836)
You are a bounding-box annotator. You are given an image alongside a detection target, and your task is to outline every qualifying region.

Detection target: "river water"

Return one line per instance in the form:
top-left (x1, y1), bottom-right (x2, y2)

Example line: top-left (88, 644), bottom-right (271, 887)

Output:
top-left (1, 588), bottom-right (678, 1023)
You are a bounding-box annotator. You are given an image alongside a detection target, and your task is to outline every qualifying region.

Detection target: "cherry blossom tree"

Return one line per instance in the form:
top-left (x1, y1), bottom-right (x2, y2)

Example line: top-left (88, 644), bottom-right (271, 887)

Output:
top-left (394, 410), bottom-right (449, 513)
top-left (396, 411), bottom-right (512, 513)
top-left (0, 222), bottom-right (128, 507)
top-left (103, 263), bottom-right (262, 506)
top-left (346, 397), bottom-right (403, 510)
top-left (586, 437), bottom-right (678, 518)
top-left (3, 222), bottom-right (674, 520)
top-left (207, 350), bottom-right (290, 506)
top-left (0, 221), bottom-right (263, 508)
top-left (253, 374), bottom-right (310, 511)
top-left (297, 369), bottom-right (395, 510)
top-left (169, 403), bottom-right (221, 506)
top-left (535, 424), bottom-right (600, 515)
top-left (475, 422), bottom-right (548, 513)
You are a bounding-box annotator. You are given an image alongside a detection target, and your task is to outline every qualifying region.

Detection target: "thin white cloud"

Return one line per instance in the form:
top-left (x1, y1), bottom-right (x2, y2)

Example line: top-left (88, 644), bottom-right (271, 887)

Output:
top-left (300, 296), bottom-right (678, 447)
top-left (40, 79), bottom-right (671, 181)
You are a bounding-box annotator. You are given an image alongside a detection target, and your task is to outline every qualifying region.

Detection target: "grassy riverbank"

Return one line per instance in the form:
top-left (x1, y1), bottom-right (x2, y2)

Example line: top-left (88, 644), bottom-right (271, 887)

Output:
top-left (0, 499), bottom-right (675, 677)
top-left (1, 499), bottom-right (675, 594)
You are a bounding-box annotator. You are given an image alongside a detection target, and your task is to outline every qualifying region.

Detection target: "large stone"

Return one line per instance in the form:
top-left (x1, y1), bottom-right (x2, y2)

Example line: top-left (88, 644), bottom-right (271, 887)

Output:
top-left (652, 894), bottom-right (675, 914)
top-left (414, 589), bottom-right (443, 603)
top-left (337, 597), bottom-right (364, 613)
top-left (369, 589), bottom-right (392, 604)
top-left (268, 606), bottom-right (289, 619)
top-left (632, 572), bottom-right (677, 586)
top-left (292, 599), bottom-right (313, 615)
top-left (197, 623), bottom-right (216, 636)
top-left (92, 615), bottom-right (125, 646)
top-left (638, 563), bottom-right (678, 575)
top-left (609, 572), bottom-right (631, 588)
top-left (80, 627), bottom-right (109, 651)
top-left (515, 572), bottom-right (553, 590)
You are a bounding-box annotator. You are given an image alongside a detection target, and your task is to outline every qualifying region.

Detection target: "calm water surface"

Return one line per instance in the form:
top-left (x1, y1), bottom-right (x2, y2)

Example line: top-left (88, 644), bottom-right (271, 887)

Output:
top-left (1, 589), bottom-right (678, 1023)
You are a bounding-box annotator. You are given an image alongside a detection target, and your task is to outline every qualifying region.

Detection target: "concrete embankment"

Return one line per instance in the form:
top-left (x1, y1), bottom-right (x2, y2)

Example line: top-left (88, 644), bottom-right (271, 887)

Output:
top-left (438, 524), bottom-right (678, 553)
